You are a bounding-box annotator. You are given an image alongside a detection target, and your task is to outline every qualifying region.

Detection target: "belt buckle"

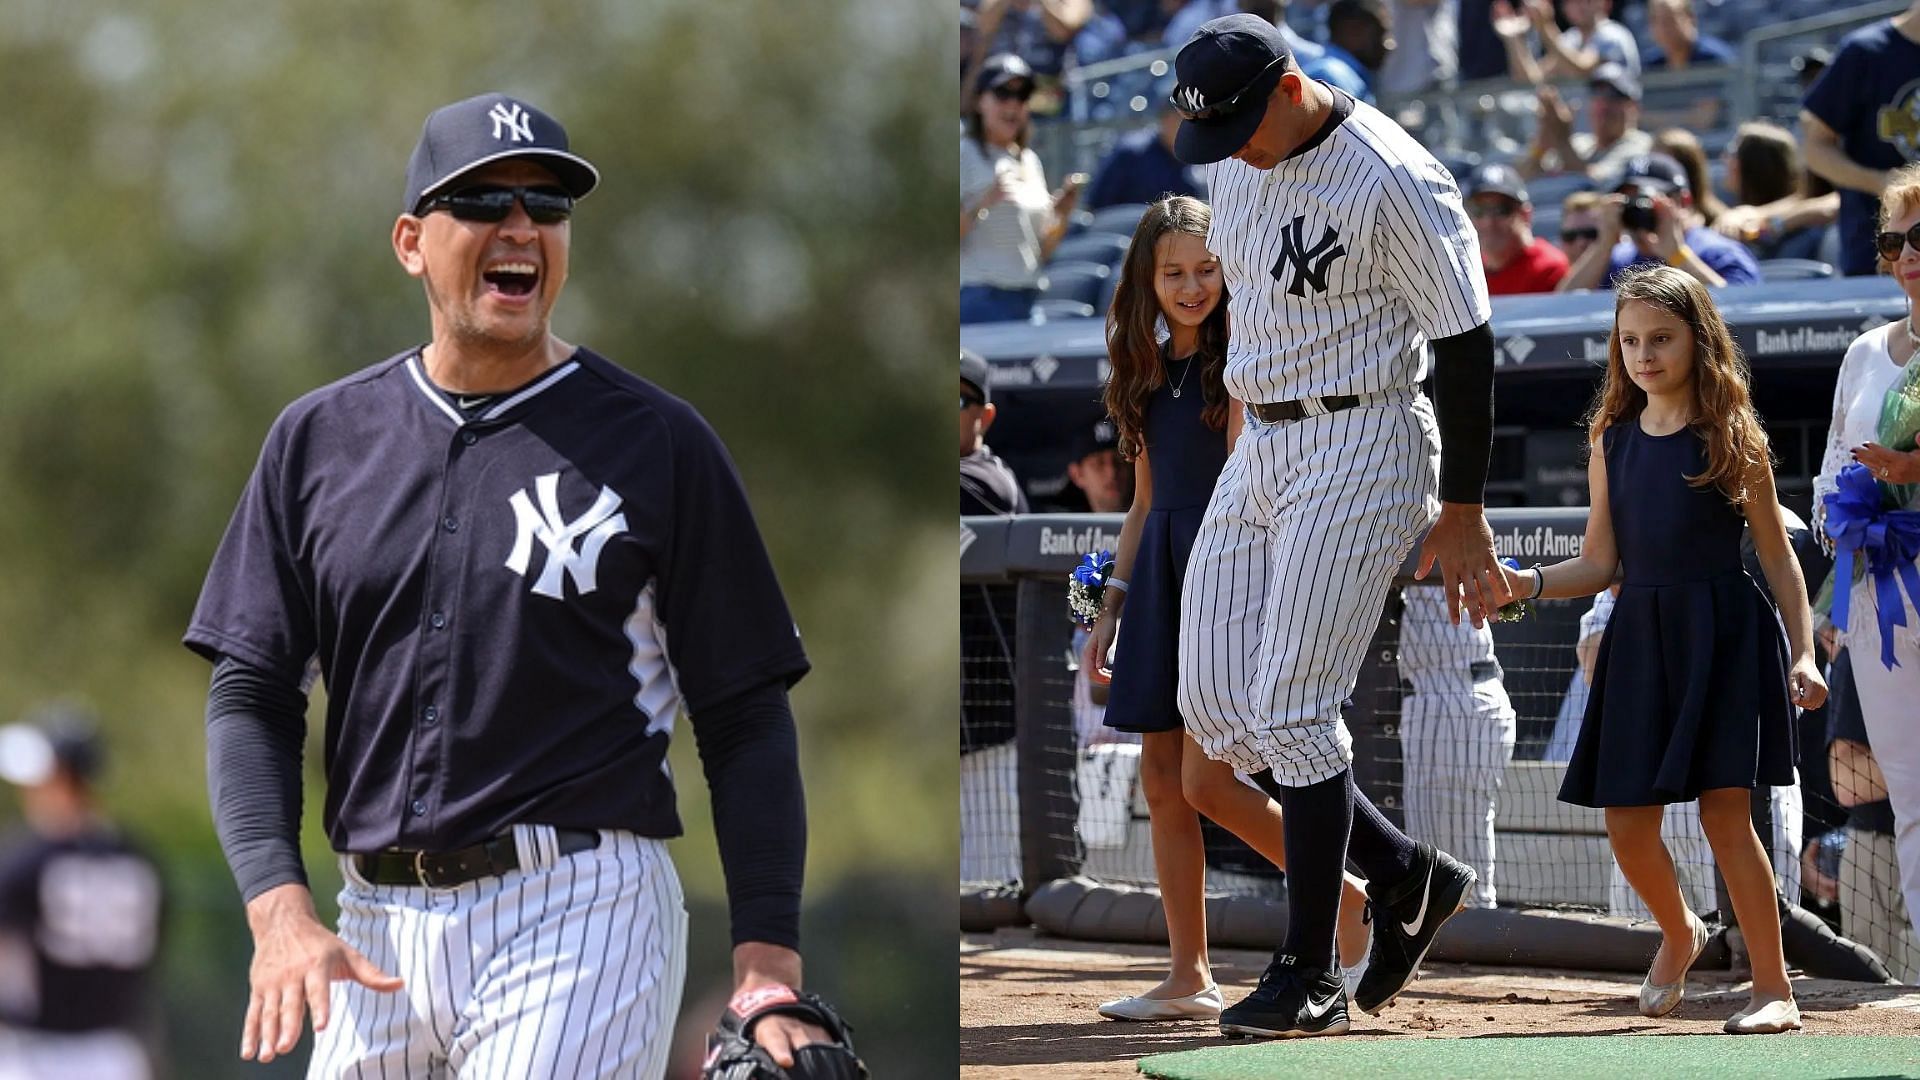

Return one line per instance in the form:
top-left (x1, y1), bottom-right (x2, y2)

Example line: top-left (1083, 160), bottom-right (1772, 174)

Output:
top-left (413, 849), bottom-right (446, 890)
top-left (1300, 395), bottom-right (1330, 418)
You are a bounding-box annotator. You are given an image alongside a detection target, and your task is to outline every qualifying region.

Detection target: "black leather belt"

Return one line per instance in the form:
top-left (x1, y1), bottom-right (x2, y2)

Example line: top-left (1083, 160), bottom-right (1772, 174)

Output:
top-left (355, 827), bottom-right (601, 888)
top-left (1249, 395), bottom-right (1361, 424)
top-left (1471, 659), bottom-right (1503, 682)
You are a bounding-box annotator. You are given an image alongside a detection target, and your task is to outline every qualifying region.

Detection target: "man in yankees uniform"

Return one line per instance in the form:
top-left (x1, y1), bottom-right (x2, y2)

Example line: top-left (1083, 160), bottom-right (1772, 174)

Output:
top-left (0, 707), bottom-right (164, 1080)
top-left (186, 94), bottom-right (842, 1077)
top-left (1167, 15), bottom-right (1510, 1038)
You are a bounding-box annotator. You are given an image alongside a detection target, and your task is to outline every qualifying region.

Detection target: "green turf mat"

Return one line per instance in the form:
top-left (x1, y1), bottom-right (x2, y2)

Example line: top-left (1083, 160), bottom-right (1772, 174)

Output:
top-left (1136, 1035), bottom-right (1920, 1079)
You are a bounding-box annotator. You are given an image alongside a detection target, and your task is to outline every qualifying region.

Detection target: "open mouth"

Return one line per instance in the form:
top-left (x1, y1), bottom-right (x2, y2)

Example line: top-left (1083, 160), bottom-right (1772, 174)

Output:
top-left (483, 261), bottom-right (539, 299)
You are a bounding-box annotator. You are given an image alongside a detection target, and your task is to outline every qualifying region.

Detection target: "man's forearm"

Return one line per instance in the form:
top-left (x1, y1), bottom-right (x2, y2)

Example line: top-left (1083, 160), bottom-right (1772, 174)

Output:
top-left (693, 682), bottom-right (806, 950)
top-left (207, 656), bottom-right (311, 902)
top-left (1430, 322), bottom-right (1496, 504)
top-left (1673, 245), bottom-right (1726, 287)
top-left (1802, 124), bottom-right (1889, 195)
top-left (1558, 241), bottom-right (1613, 291)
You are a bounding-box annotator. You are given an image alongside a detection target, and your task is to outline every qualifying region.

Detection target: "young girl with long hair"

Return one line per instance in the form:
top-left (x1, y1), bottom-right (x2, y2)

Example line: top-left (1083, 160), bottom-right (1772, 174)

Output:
top-left (1501, 265), bottom-right (1827, 1034)
top-left (1084, 196), bottom-right (1368, 1021)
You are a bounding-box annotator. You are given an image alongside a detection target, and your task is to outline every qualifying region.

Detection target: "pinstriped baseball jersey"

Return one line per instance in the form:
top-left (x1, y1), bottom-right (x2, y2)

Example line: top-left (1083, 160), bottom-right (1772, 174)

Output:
top-left (1199, 90), bottom-right (1490, 406)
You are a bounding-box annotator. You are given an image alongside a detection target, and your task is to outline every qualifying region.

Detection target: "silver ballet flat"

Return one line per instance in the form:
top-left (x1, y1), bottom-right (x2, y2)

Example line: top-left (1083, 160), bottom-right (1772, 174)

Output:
top-left (1097, 984), bottom-right (1224, 1021)
top-left (1638, 912), bottom-right (1710, 1018)
top-left (1724, 998), bottom-right (1802, 1034)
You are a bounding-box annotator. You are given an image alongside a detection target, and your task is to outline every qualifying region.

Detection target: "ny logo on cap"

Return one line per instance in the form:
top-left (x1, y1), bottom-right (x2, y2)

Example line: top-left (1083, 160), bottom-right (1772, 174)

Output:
top-left (488, 101), bottom-right (535, 143)
top-left (1172, 85), bottom-right (1209, 114)
top-left (505, 473), bottom-right (627, 599)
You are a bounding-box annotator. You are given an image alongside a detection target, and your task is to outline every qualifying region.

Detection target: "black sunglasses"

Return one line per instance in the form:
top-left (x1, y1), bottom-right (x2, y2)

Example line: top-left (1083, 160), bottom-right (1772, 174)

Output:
top-left (423, 184), bottom-right (574, 225)
top-left (989, 83), bottom-right (1033, 103)
top-left (961, 392), bottom-right (985, 410)
top-left (1560, 227), bottom-right (1600, 243)
top-left (1876, 222), bottom-right (1920, 260)
top-left (1169, 56), bottom-right (1287, 122)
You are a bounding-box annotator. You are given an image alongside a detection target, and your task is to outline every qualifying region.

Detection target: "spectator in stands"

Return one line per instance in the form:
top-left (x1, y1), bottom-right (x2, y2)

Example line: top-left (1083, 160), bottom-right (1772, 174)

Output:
top-left (1063, 418), bottom-right (1135, 513)
top-left (1491, 0), bottom-right (1639, 86)
top-left (1395, 587), bottom-right (1517, 908)
top-left (1800, 2), bottom-right (1920, 276)
top-left (1303, 0), bottom-right (1393, 104)
top-left (1084, 102), bottom-right (1205, 210)
top-left (1466, 163), bottom-right (1569, 294)
top-left (1517, 64), bottom-right (1653, 182)
top-left (1455, 0), bottom-right (1507, 82)
top-left (1814, 162), bottom-right (1920, 951)
top-left (1556, 190), bottom-right (1605, 265)
top-left (966, 0), bottom-right (1097, 114)
top-left (1711, 122), bottom-right (1840, 263)
top-left (1378, 0), bottom-right (1459, 96)
top-left (961, 348), bottom-right (1029, 515)
top-left (1825, 649), bottom-right (1920, 982)
top-left (961, 55), bottom-right (1086, 324)
top-left (1641, 0), bottom-right (1734, 71)
top-left (1653, 128), bottom-right (1725, 228)
top-left (1557, 151), bottom-right (1761, 291)
top-left (1164, 0), bottom-right (1323, 59)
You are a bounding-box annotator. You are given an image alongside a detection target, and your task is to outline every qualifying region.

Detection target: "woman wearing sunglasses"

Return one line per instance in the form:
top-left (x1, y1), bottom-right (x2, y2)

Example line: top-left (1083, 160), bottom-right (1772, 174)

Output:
top-left (1812, 161), bottom-right (1920, 947)
top-left (961, 53), bottom-right (1085, 324)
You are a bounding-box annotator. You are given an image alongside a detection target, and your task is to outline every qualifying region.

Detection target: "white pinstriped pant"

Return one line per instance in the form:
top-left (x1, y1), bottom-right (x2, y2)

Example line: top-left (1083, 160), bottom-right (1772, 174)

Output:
top-left (1178, 391), bottom-right (1440, 785)
top-left (309, 827), bottom-right (688, 1080)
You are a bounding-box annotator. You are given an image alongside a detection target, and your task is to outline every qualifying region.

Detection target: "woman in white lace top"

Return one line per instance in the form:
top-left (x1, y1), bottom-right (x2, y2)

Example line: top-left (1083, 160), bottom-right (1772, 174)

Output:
top-left (1813, 162), bottom-right (1920, 936)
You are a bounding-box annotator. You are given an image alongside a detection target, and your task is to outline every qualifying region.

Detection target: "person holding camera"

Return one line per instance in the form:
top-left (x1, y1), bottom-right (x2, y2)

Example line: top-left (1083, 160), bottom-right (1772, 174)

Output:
top-left (1558, 152), bottom-right (1761, 292)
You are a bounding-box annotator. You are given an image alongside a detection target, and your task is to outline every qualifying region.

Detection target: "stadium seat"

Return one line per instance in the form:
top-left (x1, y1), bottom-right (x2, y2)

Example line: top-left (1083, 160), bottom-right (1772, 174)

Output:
top-left (1757, 258), bottom-right (1836, 282)
top-left (1040, 260), bottom-right (1112, 307)
top-left (1049, 231), bottom-right (1133, 268)
top-left (1086, 202), bottom-right (1150, 237)
top-left (1032, 299), bottom-right (1097, 322)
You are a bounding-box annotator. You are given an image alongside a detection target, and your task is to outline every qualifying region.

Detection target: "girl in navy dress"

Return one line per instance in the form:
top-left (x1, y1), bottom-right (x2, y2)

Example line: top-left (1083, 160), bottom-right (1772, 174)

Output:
top-left (1502, 265), bottom-right (1827, 1034)
top-left (1083, 196), bottom-right (1367, 1021)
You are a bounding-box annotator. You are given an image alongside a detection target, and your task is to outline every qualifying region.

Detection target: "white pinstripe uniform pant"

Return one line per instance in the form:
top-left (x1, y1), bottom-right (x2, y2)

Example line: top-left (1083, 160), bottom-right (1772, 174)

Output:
top-left (310, 826), bottom-right (688, 1080)
top-left (1178, 391), bottom-right (1440, 785)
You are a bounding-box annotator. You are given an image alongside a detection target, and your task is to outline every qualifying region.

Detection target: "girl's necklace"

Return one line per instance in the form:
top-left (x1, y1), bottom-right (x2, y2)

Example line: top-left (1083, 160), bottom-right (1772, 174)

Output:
top-left (1168, 353), bottom-right (1196, 398)
top-left (1906, 315), bottom-right (1920, 353)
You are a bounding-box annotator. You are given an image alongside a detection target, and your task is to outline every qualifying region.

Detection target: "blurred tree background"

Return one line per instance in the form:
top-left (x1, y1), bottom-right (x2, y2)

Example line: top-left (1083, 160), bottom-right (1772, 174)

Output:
top-left (0, 0), bottom-right (955, 1075)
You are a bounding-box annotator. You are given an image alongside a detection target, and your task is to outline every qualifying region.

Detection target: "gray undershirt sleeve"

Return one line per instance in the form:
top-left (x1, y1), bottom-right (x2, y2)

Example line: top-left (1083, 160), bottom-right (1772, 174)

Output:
top-left (205, 655), bottom-right (310, 902)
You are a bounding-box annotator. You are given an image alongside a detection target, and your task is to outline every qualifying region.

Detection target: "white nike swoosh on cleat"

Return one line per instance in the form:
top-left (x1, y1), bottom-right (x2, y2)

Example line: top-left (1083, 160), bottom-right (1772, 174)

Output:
top-left (1400, 862), bottom-right (1435, 937)
top-left (1303, 992), bottom-right (1339, 1020)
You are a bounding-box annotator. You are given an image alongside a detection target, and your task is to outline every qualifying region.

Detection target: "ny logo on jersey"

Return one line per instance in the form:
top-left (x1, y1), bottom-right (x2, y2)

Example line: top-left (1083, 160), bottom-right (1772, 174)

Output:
top-left (505, 473), bottom-right (627, 599)
top-left (489, 101), bottom-right (534, 143)
top-left (1271, 216), bottom-right (1348, 298)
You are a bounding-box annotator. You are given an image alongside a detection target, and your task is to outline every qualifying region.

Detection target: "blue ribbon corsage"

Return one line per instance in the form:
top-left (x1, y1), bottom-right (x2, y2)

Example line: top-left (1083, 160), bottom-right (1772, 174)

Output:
top-left (1494, 558), bottom-right (1533, 623)
top-left (1823, 462), bottom-right (1920, 669)
top-left (1067, 550), bottom-right (1115, 628)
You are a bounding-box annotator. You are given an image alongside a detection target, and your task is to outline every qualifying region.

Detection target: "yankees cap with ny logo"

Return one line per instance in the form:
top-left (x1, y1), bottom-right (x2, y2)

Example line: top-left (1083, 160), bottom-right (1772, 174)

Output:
top-left (1169, 14), bottom-right (1294, 166)
top-left (403, 93), bottom-right (600, 215)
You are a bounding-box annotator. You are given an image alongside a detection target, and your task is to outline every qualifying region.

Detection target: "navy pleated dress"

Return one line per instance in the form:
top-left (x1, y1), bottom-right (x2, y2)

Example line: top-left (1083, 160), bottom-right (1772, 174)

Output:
top-left (1104, 352), bottom-right (1227, 734)
top-left (1559, 419), bottom-right (1797, 807)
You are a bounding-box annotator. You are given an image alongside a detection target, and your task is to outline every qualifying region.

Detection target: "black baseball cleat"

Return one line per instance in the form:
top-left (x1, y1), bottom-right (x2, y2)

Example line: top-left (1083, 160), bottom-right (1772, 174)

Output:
top-left (1218, 953), bottom-right (1350, 1039)
top-left (1353, 843), bottom-right (1476, 1015)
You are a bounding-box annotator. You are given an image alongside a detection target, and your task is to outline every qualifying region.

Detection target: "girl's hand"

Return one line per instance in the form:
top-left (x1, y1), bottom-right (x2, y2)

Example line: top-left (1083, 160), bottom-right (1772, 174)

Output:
top-left (1788, 657), bottom-right (1828, 710)
top-left (1852, 442), bottom-right (1920, 485)
top-left (1082, 614), bottom-right (1117, 684)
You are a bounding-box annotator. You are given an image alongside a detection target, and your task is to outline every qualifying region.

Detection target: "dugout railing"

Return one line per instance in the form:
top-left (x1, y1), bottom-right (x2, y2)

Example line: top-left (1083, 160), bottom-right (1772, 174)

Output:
top-left (961, 509), bottom-right (1910, 982)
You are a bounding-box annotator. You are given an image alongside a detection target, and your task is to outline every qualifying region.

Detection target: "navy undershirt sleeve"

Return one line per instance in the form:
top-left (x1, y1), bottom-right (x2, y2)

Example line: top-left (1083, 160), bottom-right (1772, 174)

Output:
top-left (689, 680), bottom-right (806, 950)
top-left (206, 655), bottom-right (310, 902)
top-left (1430, 321), bottom-right (1496, 504)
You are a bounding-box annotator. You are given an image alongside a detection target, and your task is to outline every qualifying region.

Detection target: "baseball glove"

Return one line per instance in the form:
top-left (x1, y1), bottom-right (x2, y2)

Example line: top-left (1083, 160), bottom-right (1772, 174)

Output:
top-left (702, 984), bottom-right (869, 1080)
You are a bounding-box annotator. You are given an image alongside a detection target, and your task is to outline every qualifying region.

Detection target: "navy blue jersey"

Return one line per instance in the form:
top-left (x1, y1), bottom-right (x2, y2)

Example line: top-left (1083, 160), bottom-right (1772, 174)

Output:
top-left (186, 348), bottom-right (810, 853)
top-left (0, 829), bottom-right (162, 1033)
top-left (1802, 22), bottom-right (1920, 276)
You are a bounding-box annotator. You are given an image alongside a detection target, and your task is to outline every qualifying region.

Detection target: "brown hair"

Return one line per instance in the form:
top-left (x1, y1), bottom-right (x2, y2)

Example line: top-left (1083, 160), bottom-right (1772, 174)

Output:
top-left (1562, 190), bottom-right (1602, 216)
top-left (1729, 122), bottom-right (1800, 207)
top-left (1586, 265), bottom-right (1770, 504)
top-left (1877, 162), bottom-right (1920, 274)
top-left (1104, 196), bottom-right (1231, 458)
top-left (1654, 128), bottom-right (1726, 225)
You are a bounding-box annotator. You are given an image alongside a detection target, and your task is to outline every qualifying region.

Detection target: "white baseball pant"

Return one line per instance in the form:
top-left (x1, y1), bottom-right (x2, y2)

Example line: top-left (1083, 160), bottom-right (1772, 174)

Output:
top-left (309, 826), bottom-right (688, 1079)
top-left (1178, 392), bottom-right (1440, 785)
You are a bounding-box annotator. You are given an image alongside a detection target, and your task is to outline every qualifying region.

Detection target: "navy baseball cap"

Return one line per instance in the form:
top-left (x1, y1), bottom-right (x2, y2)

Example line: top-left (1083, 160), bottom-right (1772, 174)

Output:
top-left (1588, 62), bottom-right (1642, 103)
top-left (961, 347), bottom-right (992, 403)
top-left (1071, 418), bottom-right (1121, 462)
top-left (1612, 152), bottom-right (1689, 195)
top-left (1169, 14), bottom-right (1294, 165)
top-left (975, 53), bottom-right (1035, 96)
top-left (1466, 163), bottom-right (1530, 205)
top-left (403, 93), bottom-right (600, 216)
top-left (0, 704), bottom-right (103, 786)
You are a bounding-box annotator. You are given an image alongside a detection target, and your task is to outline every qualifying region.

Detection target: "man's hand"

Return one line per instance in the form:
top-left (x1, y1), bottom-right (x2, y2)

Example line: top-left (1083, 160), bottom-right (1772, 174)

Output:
top-left (1417, 503), bottom-right (1511, 627)
top-left (242, 883), bottom-right (402, 1063)
top-left (1491, 0), bottom-right (1531, 39)
top-left (1641, 193), bottom-right (1686, 261)
top-left (734, 942), bottom-right (827, 1069)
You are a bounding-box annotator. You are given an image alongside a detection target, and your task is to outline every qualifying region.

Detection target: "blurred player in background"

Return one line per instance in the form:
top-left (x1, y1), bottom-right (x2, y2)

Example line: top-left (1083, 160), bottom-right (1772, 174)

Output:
top-left (0, 705), bottom-right (164, 1080)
